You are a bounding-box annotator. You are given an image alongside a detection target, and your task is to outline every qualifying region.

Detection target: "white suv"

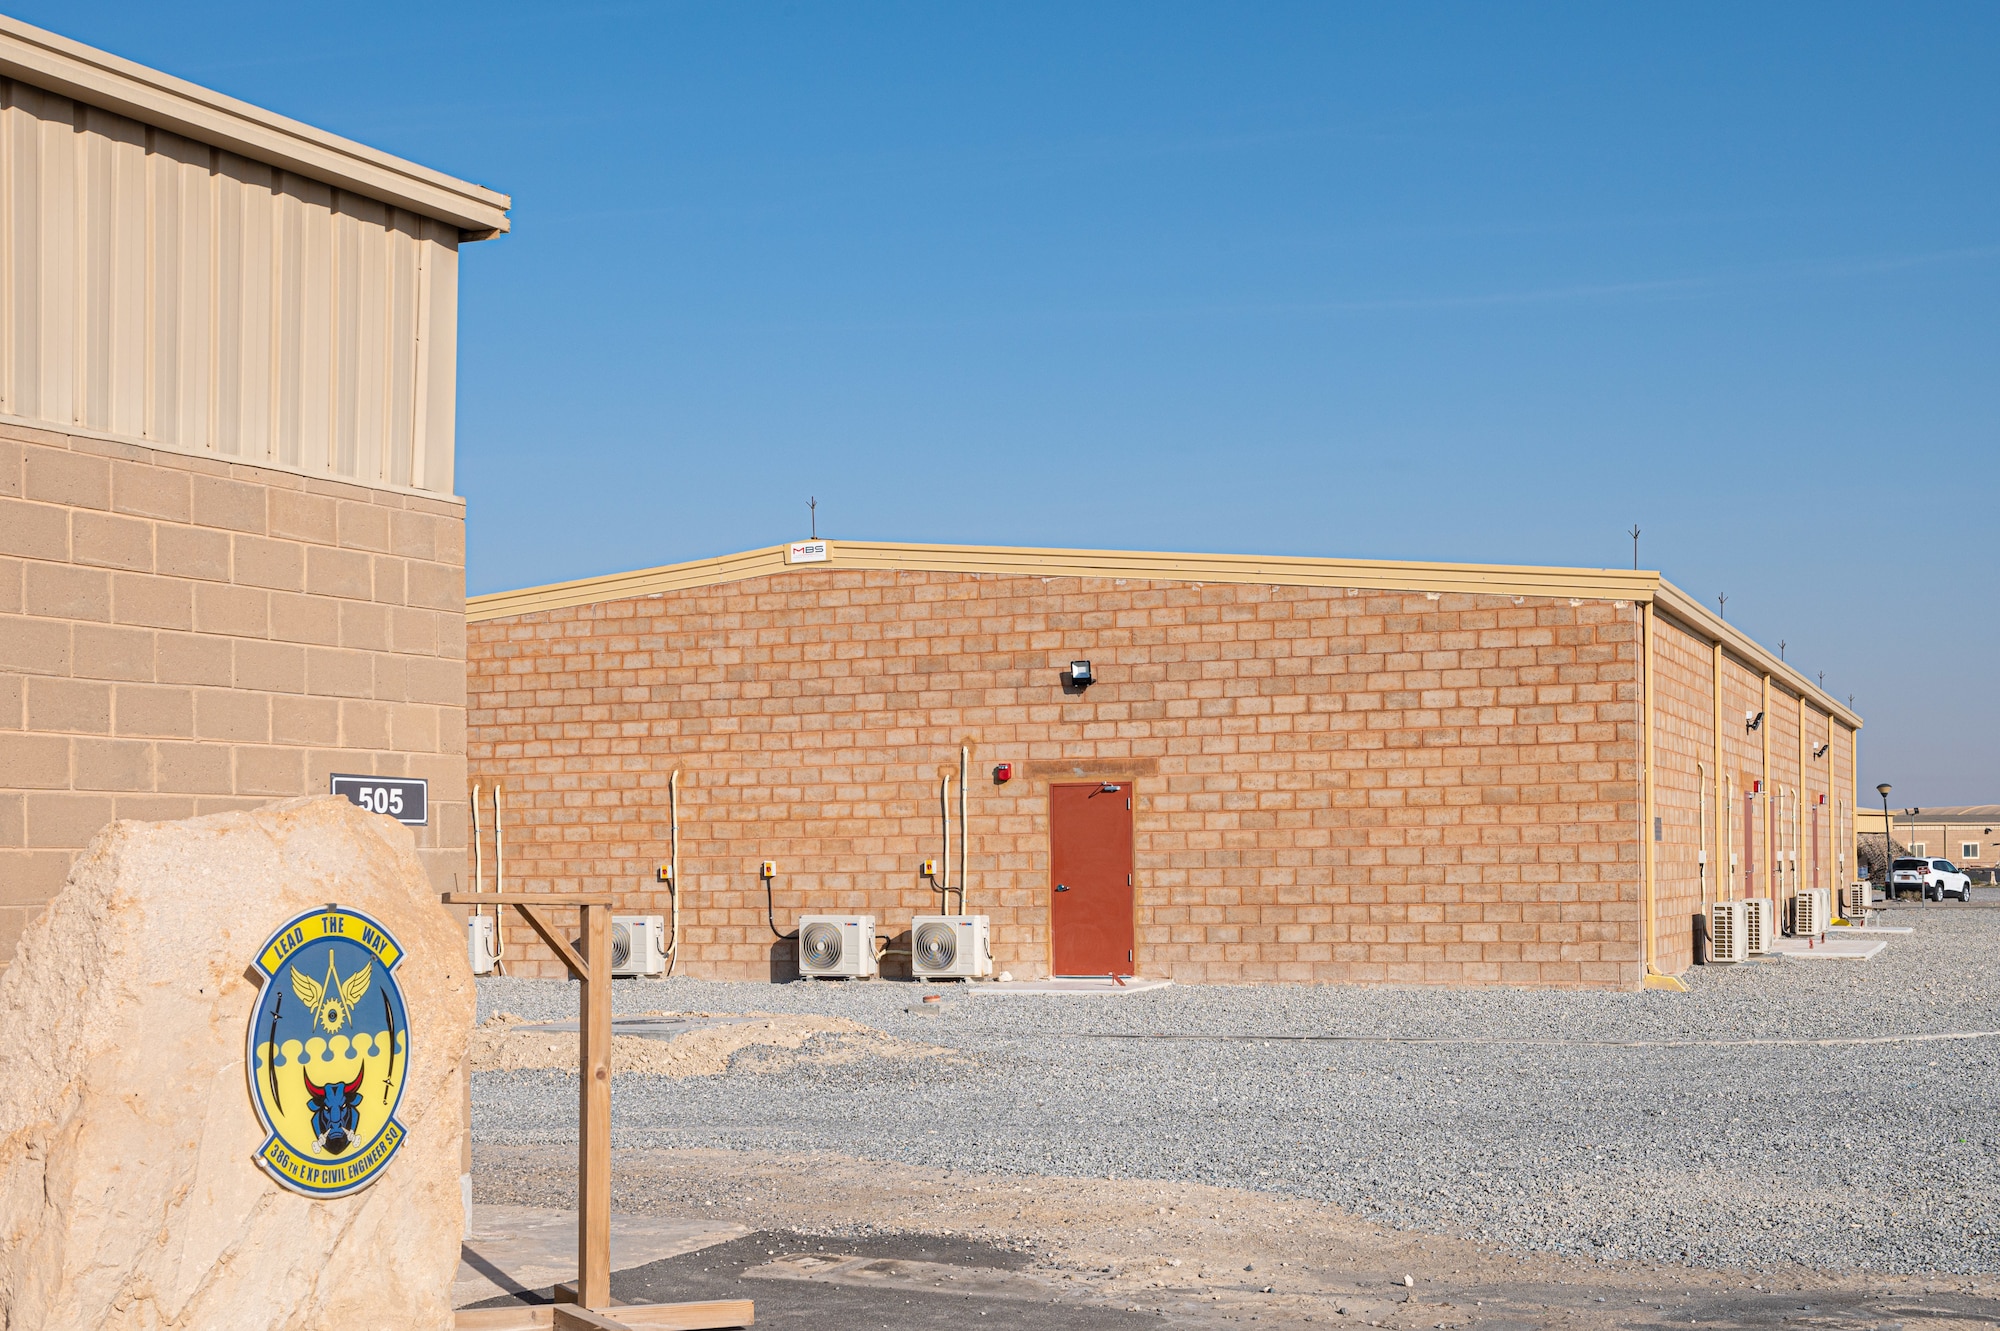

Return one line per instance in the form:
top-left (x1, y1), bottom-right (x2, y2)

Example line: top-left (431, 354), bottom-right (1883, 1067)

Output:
top-left (1889, 857), bottom-right (1973, 901)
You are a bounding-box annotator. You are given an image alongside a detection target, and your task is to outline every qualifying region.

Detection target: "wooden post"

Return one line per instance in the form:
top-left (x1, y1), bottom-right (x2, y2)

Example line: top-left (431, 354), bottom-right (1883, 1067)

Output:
top-left (579, 901), bottom-right (613, 1310)
top-left (445, 891), bottom-right (751, 1328)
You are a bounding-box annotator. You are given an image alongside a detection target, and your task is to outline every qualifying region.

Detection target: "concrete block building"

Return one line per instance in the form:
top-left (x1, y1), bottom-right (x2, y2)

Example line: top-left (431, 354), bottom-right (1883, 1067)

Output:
top-left (465, 540), bottom-right (1860, 989)
top-left (0, 16), bottom-right (508, 963)
top-left (1856, 805), bottom-right (2000, 880)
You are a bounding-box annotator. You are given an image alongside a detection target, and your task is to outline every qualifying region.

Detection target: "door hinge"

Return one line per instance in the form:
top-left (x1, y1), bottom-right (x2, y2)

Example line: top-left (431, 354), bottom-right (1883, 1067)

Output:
top-left (1126, 798), bottom-right (1131, 809)
top-left (1127, 873), bottom-right (1132, 885)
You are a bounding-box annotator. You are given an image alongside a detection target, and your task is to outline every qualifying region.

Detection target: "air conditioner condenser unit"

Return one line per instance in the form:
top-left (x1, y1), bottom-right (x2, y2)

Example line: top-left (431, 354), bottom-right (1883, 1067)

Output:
top-left (1845, 881), bottom-right (1872, 918)
top-left (797, 914), bottom-right (879, 979)
top-left (611, 914), bottom-right (668, 977)
top-left (1709, 900), bottom-right (1748, 964)
top-left (1742, 897), bottom-right (1773, 956)
top-left (910, 915), bottom-right (993, 979)
top-left (1793, 889), bottom-right (1825, 938)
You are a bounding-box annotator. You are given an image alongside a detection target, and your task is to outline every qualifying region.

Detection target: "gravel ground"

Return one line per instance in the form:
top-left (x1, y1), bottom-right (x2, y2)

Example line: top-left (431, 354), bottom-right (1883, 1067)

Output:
top-left (473, 900), bottom-right (2000, 1277)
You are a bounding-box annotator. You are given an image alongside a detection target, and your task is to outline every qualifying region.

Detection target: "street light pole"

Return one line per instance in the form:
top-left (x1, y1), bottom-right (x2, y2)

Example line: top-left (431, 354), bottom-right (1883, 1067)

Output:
top-left (1877, 782), bottom-right (1894, 899)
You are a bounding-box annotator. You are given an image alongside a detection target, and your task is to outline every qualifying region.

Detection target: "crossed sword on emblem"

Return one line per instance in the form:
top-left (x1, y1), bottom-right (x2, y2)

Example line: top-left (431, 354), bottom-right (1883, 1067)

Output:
top-left (265, 985), bottom-right (401, 1113)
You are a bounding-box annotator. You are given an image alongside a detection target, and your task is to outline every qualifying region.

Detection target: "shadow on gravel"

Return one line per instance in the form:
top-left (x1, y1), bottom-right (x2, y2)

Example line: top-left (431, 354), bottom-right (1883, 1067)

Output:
top-left (466, 1229), bottom-right (1165, 1329)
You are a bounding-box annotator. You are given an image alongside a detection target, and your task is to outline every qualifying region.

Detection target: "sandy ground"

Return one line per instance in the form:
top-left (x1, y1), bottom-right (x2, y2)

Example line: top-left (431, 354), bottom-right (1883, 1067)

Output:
top-left (472, 1143), bottom-right (2000, 1327)
top-left (468, 1010), bottom-right (950, 1078)
top-left (473, 1144), bottom-right (2000, 1330)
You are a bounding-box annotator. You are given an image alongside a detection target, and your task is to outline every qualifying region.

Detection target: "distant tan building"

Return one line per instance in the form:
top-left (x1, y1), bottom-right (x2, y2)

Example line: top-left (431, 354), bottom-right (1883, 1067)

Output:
top-left (465, 540), bottom-right (1861, 990)
top-left (0, 16), bottom-right (509, 963)
top-left (1856, 806), bottom-right (2000, 876)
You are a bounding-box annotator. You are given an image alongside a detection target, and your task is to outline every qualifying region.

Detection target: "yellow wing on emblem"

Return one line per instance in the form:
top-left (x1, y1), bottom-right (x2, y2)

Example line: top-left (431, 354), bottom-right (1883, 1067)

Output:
top-left (339, 961), bottom-right (373, 1011)
top-left (290, 967), bottom-right (325, 1012)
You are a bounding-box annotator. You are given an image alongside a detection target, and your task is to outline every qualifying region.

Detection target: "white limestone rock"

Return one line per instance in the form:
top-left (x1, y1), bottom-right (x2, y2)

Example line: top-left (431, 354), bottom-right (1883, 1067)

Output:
top-left (0, 796), bottom-right (473, 1331)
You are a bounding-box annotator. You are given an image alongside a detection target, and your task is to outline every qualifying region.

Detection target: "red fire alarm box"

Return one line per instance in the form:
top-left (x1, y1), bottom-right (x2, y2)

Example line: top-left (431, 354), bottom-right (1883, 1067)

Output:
top-left (993, 763), bottom-right (1011, 784)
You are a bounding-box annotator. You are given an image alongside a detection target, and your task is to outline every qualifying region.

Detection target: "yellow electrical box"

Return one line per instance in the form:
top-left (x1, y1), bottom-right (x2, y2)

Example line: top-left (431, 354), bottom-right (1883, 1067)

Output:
top-left (921, 858), bottom-right (938, 877)
top-left (760, 860), bottom-right (777, 879)
top-left (656, 864), bottom-right (672, 884)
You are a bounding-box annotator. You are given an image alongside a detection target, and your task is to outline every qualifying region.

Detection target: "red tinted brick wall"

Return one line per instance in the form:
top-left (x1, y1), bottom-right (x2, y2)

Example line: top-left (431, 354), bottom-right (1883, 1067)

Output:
top-left (467, 568), bottom-right (1649, 988)
top-left (1650, 613), bottom-right (1713, 973)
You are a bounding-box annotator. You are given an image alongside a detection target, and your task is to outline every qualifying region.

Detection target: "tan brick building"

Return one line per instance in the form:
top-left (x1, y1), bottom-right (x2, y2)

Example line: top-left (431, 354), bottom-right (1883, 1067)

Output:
top-left (0, 16), bottom-right (509, 963)
top-left (466, 541), bottom-right (1860, 989)
top-left (1855, 805), bottom-right (2000, 878)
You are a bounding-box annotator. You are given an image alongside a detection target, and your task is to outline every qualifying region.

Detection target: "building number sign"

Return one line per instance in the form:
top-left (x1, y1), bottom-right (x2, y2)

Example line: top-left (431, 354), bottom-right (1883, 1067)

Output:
top-left (328, 774), bottom-right (429, 826)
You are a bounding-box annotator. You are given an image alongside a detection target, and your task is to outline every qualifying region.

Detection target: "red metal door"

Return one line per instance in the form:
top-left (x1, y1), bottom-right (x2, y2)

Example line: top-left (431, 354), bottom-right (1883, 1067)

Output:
top-left (1049, 782), bottom-right (1135, 976)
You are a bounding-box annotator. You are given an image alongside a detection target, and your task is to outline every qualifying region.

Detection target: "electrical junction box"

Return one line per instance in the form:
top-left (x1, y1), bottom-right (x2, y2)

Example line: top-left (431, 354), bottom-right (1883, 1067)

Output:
top-left (761, 860), bottom-right (777, 879)
top-left (467, 915), bottom-right (498, 975)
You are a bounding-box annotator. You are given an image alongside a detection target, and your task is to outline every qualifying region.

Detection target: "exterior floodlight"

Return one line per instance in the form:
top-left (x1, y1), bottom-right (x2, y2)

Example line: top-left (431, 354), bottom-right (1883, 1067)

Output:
top-left (1745, 710), bottom-right (1764, 731)
top-left (1067, 660), bottom-right (1093, 688)
top-left (1812, 742), bottom-right (1829, 758)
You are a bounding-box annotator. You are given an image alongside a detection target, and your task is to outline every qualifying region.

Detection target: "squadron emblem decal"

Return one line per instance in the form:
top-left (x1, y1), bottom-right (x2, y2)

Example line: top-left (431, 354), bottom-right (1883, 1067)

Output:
top-left (247, 905), bottom-right (410, 1197)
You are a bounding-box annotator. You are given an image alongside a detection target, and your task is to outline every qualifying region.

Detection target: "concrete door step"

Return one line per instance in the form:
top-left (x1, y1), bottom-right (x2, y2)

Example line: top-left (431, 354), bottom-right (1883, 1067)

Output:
top-left (971, 977), bottom-right (1174, 996)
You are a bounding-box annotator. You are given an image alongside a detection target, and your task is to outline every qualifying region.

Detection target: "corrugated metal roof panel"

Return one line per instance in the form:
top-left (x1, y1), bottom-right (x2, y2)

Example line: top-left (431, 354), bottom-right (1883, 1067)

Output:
top-left (0, 76), bottom-right (466, 494)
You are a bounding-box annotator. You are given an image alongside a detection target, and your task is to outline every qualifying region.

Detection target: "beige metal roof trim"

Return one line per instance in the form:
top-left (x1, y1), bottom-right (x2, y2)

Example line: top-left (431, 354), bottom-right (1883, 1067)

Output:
top-left (0, 14), bottom-right (510, 236)
top-left (468, 538), bottom-right (1662, 619)
top-left (1653, 582), bottom-right (1859, 730)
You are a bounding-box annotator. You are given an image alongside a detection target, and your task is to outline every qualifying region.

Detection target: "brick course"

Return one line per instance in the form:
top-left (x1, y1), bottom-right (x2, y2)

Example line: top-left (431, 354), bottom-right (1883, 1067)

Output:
top-left (467, 568), bottom-right (1654, 987)
top-left (0, 424), bottom-right (468, 964)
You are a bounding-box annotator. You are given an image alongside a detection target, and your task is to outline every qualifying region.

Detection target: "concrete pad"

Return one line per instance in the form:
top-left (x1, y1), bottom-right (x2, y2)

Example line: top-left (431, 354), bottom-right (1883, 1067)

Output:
top-left (744, 1250), bottom-right (1058, 1302)
top-left (454, 1204), bottom-right (745, 1307)
top-left (970, 977), bottom-right (1174, 996)
top-left (1828, 924), bottom-right (1915, 935)
top-left (1768, 935), bottom-right (1887, 960)
top-left (513, 1015), bottom-right (741, 1042)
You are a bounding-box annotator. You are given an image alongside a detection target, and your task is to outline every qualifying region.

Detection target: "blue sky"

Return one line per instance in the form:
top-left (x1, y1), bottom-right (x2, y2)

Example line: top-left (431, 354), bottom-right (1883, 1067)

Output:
top-left (40, 3), bottom-right (2000, 804)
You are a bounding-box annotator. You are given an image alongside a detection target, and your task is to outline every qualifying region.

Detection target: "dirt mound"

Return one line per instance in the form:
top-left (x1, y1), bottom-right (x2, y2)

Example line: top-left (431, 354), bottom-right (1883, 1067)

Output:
top-left (469, 1010), bottom-right (948, 1077)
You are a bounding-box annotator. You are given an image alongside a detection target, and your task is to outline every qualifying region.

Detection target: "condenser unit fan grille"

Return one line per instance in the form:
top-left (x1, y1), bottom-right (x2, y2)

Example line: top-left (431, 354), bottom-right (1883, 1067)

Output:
top-left (611, 922), bottom-right (634, 970)
top-left (801, 921), bottom-right (845, 970)
top-left (914, 921), bottom-right (958, 970)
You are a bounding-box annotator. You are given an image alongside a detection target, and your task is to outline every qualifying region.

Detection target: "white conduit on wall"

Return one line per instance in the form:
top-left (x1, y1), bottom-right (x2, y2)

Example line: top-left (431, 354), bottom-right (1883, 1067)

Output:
top-left (493, 785), bottom-right (507, 974)
top-left (1697, 763), bottom-right (1708, 905)
top-left (472, 782), bottom-right (483, 893)
top-left (1724, 773), bottom-right (1735, 901)
top-left (665, 770), bottom-right (681, 977)
top-left (959, 746), bottom-right (969, 913)
top-left (469, 783), bottom-right (507, 975)
top-left (939, 772), bottom-right (953, 913)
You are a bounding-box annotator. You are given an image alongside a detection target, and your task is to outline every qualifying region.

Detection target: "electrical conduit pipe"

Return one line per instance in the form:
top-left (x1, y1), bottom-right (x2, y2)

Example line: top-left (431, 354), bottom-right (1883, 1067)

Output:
top-left (665, 770), bottom-right (680, 976)
top-left (959, 745), bottom-right (969, 914)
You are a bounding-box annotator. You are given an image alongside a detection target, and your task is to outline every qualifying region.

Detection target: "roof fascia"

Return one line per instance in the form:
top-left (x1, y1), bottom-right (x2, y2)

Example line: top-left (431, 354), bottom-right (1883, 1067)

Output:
top-left (1653, 579), bottom-right (1860, 729)
top-left (0, 14), bottom-right (510, 236)
top-left (468, 539), bottom-right (1661, 620)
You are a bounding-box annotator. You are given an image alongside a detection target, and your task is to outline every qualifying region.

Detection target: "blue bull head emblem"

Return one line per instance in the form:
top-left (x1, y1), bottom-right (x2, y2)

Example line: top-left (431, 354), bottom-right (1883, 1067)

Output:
top-left (301, 1067), bottom-right (366, 1155)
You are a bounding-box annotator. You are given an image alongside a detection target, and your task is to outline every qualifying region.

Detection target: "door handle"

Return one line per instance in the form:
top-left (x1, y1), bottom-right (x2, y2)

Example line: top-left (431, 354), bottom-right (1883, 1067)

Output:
top-left (1054, 883), bottom-right (1070, 892)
